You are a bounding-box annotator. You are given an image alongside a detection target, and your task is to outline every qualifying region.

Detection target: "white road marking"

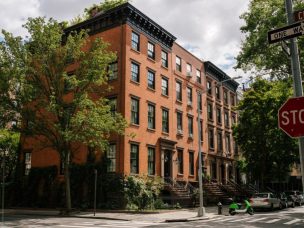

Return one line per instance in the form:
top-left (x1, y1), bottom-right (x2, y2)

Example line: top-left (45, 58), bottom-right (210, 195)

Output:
top-left (228, 217), bottom-right (253, 222)
top-left (247, 217), bottom-right (268, 223)
top-left (265, 218), bottom-right (281, 223)
top-left (59, 225), bottom-right (97, 228)
top-left (283, 218), bottom-right (302, 225)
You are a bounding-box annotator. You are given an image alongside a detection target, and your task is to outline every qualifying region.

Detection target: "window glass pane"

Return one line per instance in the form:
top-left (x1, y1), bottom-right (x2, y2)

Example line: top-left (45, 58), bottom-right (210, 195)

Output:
top-left (107, 144), bottom-right (116, 172)
top-left (130, 144), bottom-right (139, 174)
top-left (108, 62), bottom-right (118, 80)
top-left (131, 62), bottom-right (139, 82)
top-left (177, 112), bottom-right (182, 131)
top-left (196, 69), bottom-right (201, 83)
top-left (25, 152), bottom-right (31, 175)
top-left (161, 51), bottom-right (168, 67)
top-left (189, 152), bottom-right (194, 175)
top-left (147, 71), bottom-right (155, 89)
top-left (131, 98), bottom-right (139, 124)
top-left (162, 109), bottom-right (169, 133)
top-left (178, 150), bottom-right (183, 174)
top-left (176, 81), bottom-right (182, 101)
top-left (148, 147), bottom-right (155, 175)
top-left (188, 116), bottom-right (193, 136)
top-left (148, 104), bottom-right (155, 129)
top-left (176, 56), bottom-right (181, 71)
top-left (162, 78), bottom-right (168, 96)
top-left (131, 32), bottom-right (139, 51)
top-left (148, 42), bottom-right (155, 59)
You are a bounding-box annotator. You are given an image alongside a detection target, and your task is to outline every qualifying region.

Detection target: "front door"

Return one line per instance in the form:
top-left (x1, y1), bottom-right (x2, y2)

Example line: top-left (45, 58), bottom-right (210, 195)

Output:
top-left (164, 150), bottom-right (172, 177)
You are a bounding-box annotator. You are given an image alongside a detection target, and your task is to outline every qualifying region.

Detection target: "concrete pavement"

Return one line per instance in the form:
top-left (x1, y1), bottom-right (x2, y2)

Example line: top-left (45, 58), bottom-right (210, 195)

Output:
top-left (2, 205), bottom-right (228, 223)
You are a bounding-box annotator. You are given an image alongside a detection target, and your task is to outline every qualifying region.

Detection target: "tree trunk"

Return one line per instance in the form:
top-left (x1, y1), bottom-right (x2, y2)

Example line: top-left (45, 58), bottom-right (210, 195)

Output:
top-left (64, 154), bottom-right (71, 213)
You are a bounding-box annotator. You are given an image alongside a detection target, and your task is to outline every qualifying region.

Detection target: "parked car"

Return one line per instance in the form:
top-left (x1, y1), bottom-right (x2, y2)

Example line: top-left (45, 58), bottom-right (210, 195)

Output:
top-left (279, 192), bottom-right (295, 208)
top-left (284, 191), bottom-right (304, 206)
top-left (249, 193), bottom-right (281, 210)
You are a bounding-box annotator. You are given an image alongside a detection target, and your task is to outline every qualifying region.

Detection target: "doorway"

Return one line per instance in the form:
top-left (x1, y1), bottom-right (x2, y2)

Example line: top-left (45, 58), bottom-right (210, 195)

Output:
top-left (164, 150), bottom-right (172, 178)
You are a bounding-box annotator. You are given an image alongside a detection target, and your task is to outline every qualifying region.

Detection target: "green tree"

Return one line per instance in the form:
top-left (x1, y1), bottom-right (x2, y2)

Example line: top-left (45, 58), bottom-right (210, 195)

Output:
top-left (0, 17), bottom-right (127, 212)
top-left (0, 129), bottom-right (20, 181)
top-left (233, 78), bottom-right (298, 188)
top-left (236, 0), bottom-right (304, 79)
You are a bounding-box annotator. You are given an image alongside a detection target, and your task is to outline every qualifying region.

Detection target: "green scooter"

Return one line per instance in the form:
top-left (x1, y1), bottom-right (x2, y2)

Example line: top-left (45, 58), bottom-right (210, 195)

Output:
top-left (229, 199), bottom-right (254, 215)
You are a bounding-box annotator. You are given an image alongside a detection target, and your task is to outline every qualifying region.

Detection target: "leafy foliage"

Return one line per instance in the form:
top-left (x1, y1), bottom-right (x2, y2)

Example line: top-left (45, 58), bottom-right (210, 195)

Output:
top-left (236, 0), bottom-right (304, 79)
top-left (0, 129), bottom-right (20, 181)
top-left (0, 17), bottom-right (127, 211)
top-left (124, 175), bottom-right (163, 210)
top-left (233, 78), bottom-right (298, 187)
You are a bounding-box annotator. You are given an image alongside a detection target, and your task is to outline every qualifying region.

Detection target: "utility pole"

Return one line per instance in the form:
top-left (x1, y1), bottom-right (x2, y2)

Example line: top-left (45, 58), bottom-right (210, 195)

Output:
top-left (285, 0), bottom-right (304, 191)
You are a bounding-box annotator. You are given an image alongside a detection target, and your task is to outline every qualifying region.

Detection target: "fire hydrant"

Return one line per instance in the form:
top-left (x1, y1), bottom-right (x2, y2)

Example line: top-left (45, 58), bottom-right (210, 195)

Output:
top-left (217, 202), bottom-right (222, 215)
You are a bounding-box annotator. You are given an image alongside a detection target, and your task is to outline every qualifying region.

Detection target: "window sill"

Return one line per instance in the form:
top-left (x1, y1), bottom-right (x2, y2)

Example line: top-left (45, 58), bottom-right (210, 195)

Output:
top-left (162, 131), bottom-right (169, 136)
top-left (147, 87), bottom-right (156, 92)
top-left (130, 79), bottom-right (140, 85)
top-left (131, 48), bottom-right (140, 54)
top-left (161, 65), bottom-right (168, 70)
top-left (130, 123), bottom-right (140, 128)
top-left (161, 93), bottom-right (169, 98)
top-left (176, 99), bottom-right (183, 105)
top-left (147, 57), bottom-right (156, 63)
top-left (147, 128), bottom-right (156, 132)
top-left (177, 173), bottom-right (184, 176)
top-left (188, 175), bottom-right (195, 178)
top-left (176, 132), bottom-right (183, 137)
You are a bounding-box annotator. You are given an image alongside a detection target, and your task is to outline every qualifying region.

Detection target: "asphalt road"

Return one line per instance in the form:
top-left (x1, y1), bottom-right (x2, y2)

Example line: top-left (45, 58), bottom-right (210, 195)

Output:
top-left (2, 206), bottom-right (304, 228)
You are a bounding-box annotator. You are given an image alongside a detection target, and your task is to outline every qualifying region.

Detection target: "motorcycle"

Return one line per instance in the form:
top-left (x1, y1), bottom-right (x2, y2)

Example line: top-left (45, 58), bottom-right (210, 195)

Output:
top-left (229, 199), bottom-right (254, 215)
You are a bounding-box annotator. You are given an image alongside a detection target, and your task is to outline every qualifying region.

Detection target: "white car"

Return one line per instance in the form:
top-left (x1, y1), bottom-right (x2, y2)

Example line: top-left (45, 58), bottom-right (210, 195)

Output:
top-left (249, 193), bottom-right (281, 210)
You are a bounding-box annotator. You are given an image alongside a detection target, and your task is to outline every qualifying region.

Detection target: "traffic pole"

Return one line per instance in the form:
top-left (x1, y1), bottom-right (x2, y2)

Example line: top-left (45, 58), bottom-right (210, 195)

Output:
top-left (285, 0), bottom-right (304, 192)
top-left (94, 169), bottom-right (97, 216)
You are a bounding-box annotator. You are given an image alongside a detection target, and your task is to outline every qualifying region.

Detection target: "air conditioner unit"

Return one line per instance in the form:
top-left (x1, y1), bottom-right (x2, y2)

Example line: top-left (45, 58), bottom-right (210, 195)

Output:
top-left (187, 101), bottom-right (192, 106)
top-left (189, 133), bottom-right (193, 138)
top-left (187, 72), bottom-right (192, 77)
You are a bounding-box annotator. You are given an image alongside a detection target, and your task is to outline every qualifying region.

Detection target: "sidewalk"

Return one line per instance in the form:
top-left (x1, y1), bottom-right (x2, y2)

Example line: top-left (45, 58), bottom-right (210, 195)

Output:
top-left (3, 205), bottom-right (230, 223)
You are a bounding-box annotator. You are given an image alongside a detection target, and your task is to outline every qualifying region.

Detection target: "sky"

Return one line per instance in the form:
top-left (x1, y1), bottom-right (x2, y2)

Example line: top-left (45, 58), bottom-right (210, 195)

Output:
top-left (0, 0), bottom-right (250, 84)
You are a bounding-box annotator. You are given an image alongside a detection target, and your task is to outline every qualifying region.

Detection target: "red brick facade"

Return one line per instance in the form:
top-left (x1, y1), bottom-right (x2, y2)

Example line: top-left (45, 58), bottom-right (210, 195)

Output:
top-left (20, 3), bottom-right (239, 184)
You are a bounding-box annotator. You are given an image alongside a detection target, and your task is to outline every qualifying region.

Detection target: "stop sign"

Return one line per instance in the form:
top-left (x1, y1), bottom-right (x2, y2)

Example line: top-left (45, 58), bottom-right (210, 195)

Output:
top-left (278, 96), bottom-right (304, 138)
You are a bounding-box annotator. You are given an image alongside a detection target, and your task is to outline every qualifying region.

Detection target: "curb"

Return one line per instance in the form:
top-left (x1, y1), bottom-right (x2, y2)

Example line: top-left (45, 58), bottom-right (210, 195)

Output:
top-left (165, 216), bottom-right (210, 223)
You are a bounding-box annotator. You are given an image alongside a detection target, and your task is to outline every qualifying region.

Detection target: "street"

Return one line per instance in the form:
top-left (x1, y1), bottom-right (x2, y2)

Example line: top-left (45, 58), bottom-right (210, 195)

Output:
top-left (2, 206), bottom-right (304, 228)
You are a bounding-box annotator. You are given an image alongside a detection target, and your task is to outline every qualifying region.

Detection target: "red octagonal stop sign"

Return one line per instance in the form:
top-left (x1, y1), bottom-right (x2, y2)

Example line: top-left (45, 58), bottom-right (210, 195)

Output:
top-left (278, 96), bottom-right (304, 138)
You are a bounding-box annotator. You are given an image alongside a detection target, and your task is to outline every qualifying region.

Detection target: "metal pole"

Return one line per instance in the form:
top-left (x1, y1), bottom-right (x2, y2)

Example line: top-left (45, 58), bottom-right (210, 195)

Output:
top-left (285, 0), bottom-right (304, 192)
top-left (2, 150), bottom-right (5, 225)
top-left (94, 169), bottom-right (97, 216)
top-left (197, 91), bottom-right (205, 217)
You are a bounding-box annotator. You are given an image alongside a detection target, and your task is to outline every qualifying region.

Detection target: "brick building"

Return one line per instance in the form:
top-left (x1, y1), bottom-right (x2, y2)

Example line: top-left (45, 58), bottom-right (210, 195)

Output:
top-left (21, 3), bottom-right (239, 186)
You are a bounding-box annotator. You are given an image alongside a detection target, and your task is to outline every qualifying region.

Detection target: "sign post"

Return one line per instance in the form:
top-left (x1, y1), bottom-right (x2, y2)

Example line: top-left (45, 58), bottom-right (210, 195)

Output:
top-left (285, 0), bottom-right (304, 192)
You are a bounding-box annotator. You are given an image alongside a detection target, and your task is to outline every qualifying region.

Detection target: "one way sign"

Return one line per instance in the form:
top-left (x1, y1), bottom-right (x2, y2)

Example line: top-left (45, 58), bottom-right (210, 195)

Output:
top-left (268, 22), bottom-right (304, 44)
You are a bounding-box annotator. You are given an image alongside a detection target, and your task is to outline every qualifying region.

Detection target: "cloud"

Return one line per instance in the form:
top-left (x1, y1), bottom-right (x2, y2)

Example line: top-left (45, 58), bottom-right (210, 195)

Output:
top-left (0, 0), bottom-right (249, 82)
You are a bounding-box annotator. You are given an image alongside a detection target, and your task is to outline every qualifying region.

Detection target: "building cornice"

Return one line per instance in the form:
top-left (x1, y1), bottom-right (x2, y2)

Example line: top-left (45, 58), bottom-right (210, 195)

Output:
top-left (64, 3), bottom-right (176, 49)
top-left (204, 61), bottom-right (239, 92)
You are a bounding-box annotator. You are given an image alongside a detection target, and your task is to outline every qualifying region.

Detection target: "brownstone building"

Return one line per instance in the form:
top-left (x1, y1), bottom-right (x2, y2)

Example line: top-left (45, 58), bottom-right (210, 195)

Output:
top-left (21, 3), bottom-right (239, 187)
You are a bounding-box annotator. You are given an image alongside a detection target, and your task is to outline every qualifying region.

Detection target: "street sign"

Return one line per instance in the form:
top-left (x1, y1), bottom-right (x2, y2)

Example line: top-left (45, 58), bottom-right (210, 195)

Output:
top-left (268, 22), bottom-right (304, 44)
top-left (278, 96), bottom-right (304, 138)
top-left (294, 9), bottom-right (304, 22)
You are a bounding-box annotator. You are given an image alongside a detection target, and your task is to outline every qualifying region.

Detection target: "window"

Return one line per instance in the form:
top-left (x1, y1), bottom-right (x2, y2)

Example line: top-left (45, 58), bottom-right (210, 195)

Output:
top-left (108, 62), bottom-right (118, 80)
top-left (232, 115), bottom-right (236, 125)
top-left (187, 87), bottom-right (192, 105)
top-left (148, 104), bottom-right (155, 129)
top-left (186, 63), bottom-right (192, 76)
top-left (147, 70), bottom-right (155, 89)
top-left (196, 69), bottom-right (201, 83)
top-left (131, 31), bottom-right (140, 51)
top-left (215, 86), bottom-right (220, 99)
top-left (216, 107), bottom-right (222, 124)
top-left (209, 128), bottom-right (214, 149)
top-left (176, 56), bottom-right (182, 71)
top-left (177, 112), bottom-right (183, 132)
top-left (131, 98), bottom-right (139, 125)
top-left (207, 103), bottom-right (213, 120)
top-left (177, 149), bottom-right (183, 174)
top-left (24, 152), bottom-right (31, 175)
top-left (207, 81), bottom-right (212, 95)
top-left (162, 109), bottom-right (169, 133)
top-left (161, 50), bottom-right (168, 68)
top-left (106, 144), bottom-right (116, 172)
top-left (226, 134), bottom-right (231, 154)
top-left (224, 111), bottom-right (229, 127)
top-left (148, 147), bottom-right (155, 175)
top-left (189, 151), bottom-right (194, 175)
top-left (131, 62), bottom-right (139, 82)
top-left (130, 144), bottom-right (139, 174)
top-left (161, 77), bottom-right (169, 96)
top-left (217, 131), bottom-right (223, 151)
top-left (147, 42), bottom-right (155, 59)
top-left (176, 81), bottom-right (182, 101)
top-left (224, 91), bottom-right (228, 104)
top-left (199, 120), bottom-right (203, 141)
top-left (231, 94), bottom-right (235, 106)
top-left (188, 116), bottom-right (193, 137)
top-left (108, 97), bottom-right (117, 115)
top-left (198, 93), bottom-right (202, 111)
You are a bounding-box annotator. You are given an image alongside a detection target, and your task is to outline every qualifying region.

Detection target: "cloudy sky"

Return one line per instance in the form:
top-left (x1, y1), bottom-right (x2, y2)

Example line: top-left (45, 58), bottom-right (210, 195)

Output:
top-left (0, 0), bottom-right (250, 83)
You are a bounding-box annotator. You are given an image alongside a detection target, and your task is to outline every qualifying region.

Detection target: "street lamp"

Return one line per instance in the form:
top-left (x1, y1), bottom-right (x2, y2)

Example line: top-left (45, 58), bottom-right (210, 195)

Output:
top-left (197, 76), bottom-right (242, 217)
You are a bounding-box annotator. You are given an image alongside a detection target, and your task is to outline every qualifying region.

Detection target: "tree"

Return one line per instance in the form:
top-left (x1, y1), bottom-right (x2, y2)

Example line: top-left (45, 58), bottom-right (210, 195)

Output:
top-left (233, 78), bottom-right (298, 188)
top-left (236, 0), bottom-right (304, 79)
top-left (0, 17), bottom-right (127, 212)
top-left (0, 129), bottom-right (20, 181)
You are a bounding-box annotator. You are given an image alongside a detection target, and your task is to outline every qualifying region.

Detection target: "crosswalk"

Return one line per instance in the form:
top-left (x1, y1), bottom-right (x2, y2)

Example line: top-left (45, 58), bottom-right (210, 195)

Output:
top-left (57, 220), bottom-right (159, 228)
top-left (200, 215), bottom-right (304, 226)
